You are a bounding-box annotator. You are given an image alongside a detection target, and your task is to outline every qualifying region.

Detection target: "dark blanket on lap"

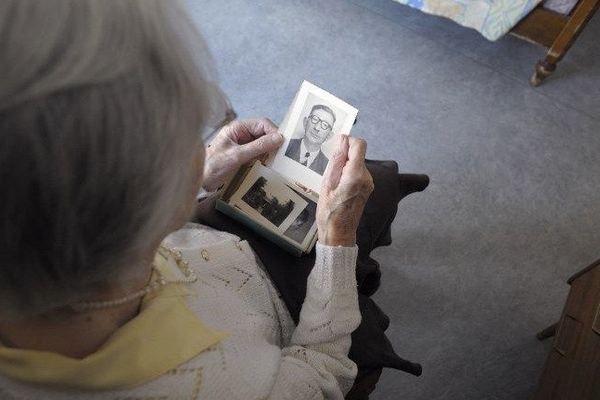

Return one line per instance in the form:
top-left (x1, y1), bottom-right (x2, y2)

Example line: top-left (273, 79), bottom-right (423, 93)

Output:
top-left (193, 160), bottom-right (428, 393)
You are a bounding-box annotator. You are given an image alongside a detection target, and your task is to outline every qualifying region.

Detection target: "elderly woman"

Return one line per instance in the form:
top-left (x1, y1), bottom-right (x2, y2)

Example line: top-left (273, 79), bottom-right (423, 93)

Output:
top-left (0, 0), bottom-right (374, 399)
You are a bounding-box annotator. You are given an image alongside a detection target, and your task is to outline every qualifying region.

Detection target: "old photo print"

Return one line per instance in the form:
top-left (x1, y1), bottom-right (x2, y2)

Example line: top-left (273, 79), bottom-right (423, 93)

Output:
top-left (268, 81), bottom-right (358, 194)
top-left (283, 190), bottom-right (317, 246)
top-left (283, 93), bottom-right (348, 176)
top-left (230, 162), bottom-right (308, 233)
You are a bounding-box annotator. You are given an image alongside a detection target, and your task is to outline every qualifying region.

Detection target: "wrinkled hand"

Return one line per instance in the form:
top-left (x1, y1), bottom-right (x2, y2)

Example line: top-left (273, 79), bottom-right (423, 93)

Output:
top-left (202, 118), bottom-right (284, 191)
top-left (316, 135), bottom-right (374, 247)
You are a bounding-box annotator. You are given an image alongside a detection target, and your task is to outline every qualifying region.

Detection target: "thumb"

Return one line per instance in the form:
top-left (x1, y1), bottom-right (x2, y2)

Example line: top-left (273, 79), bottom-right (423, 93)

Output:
top-left (235, 132), bottom-right (284, 162)
top-left (322, 135), bottom-right (349, 192)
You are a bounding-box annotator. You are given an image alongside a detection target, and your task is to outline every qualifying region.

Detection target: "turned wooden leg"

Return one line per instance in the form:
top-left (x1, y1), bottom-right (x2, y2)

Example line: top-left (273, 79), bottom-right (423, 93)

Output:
top-left (530, 0), bottom-right (600, 86)
top-left (531, 60), bottom-right (557, 86)
top-left (536, 321), bottom-right (559, 341)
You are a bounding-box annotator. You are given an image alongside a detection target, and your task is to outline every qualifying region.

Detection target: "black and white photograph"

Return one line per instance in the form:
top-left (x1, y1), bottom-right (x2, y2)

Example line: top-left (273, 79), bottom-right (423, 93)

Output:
top-left (241, 177), bottom-right (294, 227)
top-left (283, 190), bottom-right (318, 246)
top-left (268, 81), bottom-right (358, 194)
top-left (230, 162), bottom-right (307, 233)
top-left (284, 93), bottom-right (347, 176)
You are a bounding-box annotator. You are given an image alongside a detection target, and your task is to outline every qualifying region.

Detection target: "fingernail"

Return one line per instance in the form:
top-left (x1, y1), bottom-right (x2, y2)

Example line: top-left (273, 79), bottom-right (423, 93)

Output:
top-left (272, 133), bottom-right (284, 143)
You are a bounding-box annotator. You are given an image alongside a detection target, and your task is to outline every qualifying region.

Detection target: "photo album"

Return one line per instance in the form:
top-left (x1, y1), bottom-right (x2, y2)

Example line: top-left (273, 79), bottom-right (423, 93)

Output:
top-left (216, 81), bottom-right (359, 256)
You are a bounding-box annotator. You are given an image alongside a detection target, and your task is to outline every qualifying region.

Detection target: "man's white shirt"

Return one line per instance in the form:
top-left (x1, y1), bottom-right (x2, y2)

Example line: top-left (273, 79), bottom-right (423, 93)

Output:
top-left (299, 139), bottom-right (319, 167)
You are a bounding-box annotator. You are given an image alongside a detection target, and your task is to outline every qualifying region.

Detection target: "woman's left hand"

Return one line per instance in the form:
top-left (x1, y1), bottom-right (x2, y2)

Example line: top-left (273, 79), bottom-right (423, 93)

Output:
top-left (202, 118), bottom-right (284, 191)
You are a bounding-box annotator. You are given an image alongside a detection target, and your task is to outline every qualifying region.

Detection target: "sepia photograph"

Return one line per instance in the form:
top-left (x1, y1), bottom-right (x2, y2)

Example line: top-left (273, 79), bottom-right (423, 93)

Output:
top-left (230, 162), bottom-right (307, 233)
top-left (268, 81), bottom-right (359, 194)
top-left (283, 189), bottom-right (318, 246)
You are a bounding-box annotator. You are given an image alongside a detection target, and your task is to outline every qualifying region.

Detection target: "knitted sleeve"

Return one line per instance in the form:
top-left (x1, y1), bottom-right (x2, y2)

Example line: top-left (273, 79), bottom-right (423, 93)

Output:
top-left (267, 243), bottom-right (361, 399)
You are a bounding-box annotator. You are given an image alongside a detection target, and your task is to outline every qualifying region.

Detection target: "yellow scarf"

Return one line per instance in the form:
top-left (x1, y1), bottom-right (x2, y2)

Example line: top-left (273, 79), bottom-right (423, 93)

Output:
top-left (0, 254), bottom-right (227, 390)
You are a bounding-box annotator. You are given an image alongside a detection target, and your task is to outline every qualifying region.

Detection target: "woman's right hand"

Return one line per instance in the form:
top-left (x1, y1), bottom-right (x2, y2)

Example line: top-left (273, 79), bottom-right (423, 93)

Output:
top-left (316, 135), bottom-right (374, 247)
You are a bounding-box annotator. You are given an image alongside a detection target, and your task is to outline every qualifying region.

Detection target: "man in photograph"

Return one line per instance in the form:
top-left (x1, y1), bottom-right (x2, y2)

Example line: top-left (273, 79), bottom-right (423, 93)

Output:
top-left (285, 104), bottom-right (335, 175)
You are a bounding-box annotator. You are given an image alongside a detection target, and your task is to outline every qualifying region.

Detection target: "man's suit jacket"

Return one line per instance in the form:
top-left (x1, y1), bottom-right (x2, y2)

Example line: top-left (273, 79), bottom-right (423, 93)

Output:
top-left (284, 138), bottom-right (329, 175)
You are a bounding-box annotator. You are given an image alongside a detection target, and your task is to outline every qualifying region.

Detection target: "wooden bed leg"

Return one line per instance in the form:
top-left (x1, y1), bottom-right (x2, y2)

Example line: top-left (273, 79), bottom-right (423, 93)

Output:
top-left (529, 0), bottom-right (600, 86)
top-left (531, 60), bottom-right (556, 86)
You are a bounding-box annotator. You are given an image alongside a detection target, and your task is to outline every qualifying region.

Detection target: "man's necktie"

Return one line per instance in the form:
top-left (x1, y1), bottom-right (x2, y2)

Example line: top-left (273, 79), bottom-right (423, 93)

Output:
top-left (301, 152), bottom-right (310, 166)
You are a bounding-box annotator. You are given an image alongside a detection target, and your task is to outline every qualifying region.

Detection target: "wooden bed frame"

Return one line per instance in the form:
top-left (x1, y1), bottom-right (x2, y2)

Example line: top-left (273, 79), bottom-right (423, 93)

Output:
top-left (510, 0), bottom-right (599, 86)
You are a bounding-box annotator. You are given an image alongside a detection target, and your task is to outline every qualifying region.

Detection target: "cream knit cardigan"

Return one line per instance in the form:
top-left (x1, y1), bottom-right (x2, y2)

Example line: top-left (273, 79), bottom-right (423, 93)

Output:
top-left (0, 223), bottom-right (361, 399)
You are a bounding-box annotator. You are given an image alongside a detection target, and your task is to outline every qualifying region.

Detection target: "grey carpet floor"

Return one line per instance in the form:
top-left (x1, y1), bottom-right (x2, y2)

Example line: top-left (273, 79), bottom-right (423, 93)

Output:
top-left (186, 1), bottom-right (600, 399)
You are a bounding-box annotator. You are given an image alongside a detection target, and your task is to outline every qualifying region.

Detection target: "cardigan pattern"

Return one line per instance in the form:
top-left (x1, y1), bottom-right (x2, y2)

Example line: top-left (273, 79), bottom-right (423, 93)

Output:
top-left (0, 223), bottom-right (361, 399)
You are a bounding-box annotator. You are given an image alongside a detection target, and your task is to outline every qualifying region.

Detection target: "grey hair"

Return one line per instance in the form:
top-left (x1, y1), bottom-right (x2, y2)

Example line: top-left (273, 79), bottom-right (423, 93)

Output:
top-left (0, 0), bottom-right (223, 318)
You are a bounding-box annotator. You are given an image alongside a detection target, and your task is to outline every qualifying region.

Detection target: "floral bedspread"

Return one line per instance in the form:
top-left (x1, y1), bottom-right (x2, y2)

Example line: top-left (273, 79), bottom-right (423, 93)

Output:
top-left (394, 0), bottom-right (543, 41)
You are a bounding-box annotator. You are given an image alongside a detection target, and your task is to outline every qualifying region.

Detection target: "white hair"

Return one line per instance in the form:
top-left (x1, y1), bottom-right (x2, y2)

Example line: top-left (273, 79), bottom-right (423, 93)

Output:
top-left (0, 0), bottom-right (222, 318)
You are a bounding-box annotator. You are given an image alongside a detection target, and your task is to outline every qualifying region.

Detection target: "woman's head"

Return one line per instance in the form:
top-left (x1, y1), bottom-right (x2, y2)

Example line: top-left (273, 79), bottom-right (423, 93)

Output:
top-left (0, 0), bottom-right (218, 318)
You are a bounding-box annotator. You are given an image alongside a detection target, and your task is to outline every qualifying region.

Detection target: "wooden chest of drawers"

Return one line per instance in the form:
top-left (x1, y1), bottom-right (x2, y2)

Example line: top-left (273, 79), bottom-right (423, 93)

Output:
top-left (531, 259), bottom-right (600, 400)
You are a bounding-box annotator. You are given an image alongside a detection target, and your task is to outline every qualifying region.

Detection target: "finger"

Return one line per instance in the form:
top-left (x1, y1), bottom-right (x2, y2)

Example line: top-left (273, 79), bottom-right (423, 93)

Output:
top-left (346, 137), bottom-right (367, 172)
top-left (251, 117), bottom-right (279, 136)
top-left (208, 122), bottom-right (237, 147)
top-left (363, 168), bottom-right (375, 194)
top-left (233, 131), bottom-right (284, 163)
top-left (234, 118), bottom-right (279, 144)
top-left (322, 134), bottom-right (349, 191)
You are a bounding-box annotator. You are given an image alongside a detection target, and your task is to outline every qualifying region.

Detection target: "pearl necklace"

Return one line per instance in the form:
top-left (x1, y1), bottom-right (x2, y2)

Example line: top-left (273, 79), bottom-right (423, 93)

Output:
top-left (70, 246), bottom-right (197, 312)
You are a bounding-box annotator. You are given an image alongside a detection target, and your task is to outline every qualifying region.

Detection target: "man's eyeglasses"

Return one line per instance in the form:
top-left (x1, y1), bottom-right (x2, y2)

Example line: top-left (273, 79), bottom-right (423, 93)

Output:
top-left (308, 115), bottom-right (332, 131)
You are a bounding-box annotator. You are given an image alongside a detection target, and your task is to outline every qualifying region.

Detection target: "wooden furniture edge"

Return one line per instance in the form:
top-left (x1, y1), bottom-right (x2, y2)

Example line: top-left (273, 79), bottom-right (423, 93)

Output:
top-left (511, 7), bottom-right (568, 48)
top-left (510, 0), bottom-right (599, 86)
